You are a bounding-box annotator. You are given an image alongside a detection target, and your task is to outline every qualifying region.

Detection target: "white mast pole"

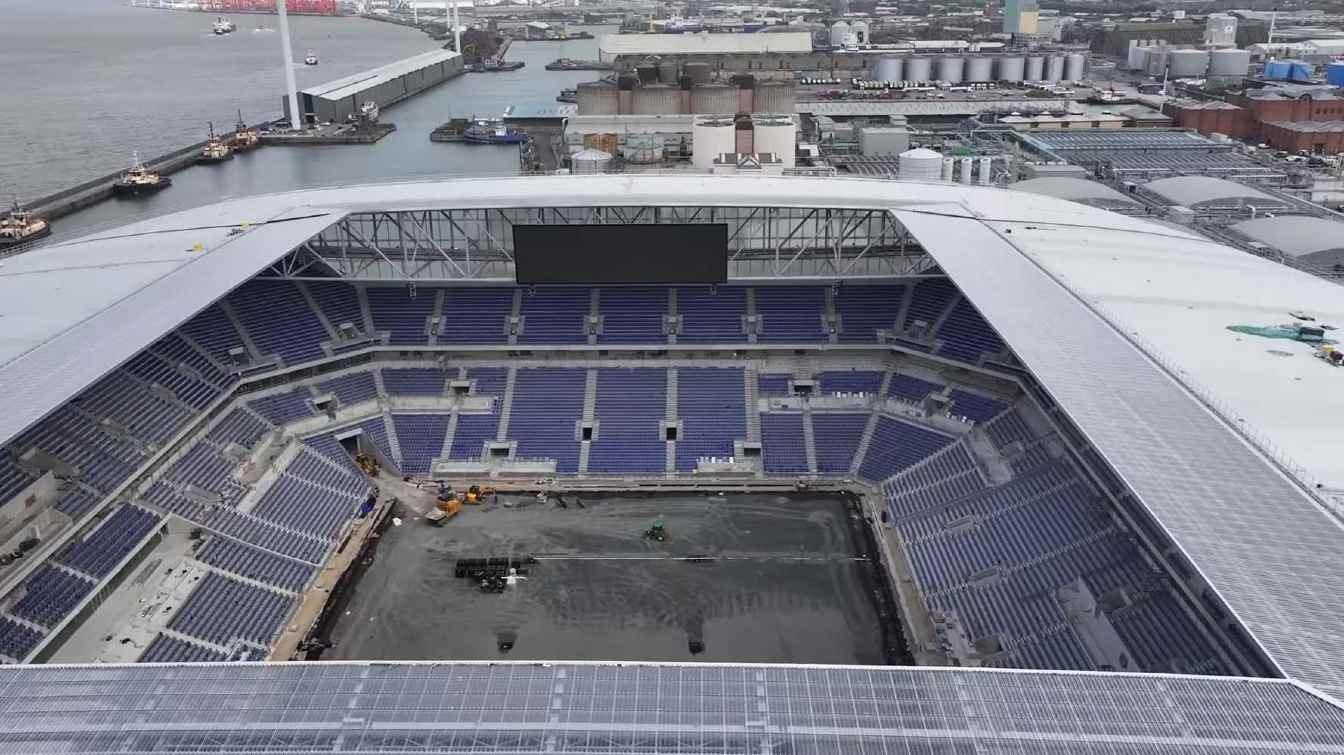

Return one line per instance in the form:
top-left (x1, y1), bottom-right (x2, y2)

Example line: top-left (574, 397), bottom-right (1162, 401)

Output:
top-left (278, 0), bottom-right (302, 131)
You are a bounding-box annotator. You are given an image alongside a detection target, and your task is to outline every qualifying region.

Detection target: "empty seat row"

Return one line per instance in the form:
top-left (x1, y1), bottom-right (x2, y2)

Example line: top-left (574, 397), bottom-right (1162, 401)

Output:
top-left (167, 571), bottom-right (294, 648)
top-left (195, 535), bottom-right (316, 594)
top-left (11, 566), bottom-right (93, 629)
top-left (139, 632), bottom-right (229, 663)
top-left (55, 505), bottom-right (161, 579)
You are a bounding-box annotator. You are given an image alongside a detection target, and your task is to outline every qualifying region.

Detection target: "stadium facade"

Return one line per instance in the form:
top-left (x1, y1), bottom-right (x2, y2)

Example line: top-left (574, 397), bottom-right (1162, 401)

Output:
top-left (0, 175), bottom-right (1342, 750)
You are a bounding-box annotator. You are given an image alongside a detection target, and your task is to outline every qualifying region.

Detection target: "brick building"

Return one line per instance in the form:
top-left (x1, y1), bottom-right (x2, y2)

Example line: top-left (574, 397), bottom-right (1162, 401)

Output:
top-left (1261, 121), bottom-right (1344, 153)
top-left (1168, 85), bottom-right (1344, 149)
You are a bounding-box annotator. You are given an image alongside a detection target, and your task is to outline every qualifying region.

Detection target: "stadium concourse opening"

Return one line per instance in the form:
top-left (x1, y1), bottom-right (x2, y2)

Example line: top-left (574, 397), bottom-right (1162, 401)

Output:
top-left (314, 491), bottom-right (907, 664)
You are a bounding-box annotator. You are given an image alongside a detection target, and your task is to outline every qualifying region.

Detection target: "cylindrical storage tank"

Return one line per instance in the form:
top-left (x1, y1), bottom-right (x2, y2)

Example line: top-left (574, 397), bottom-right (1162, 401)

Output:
top-left (692, 116), bottom-right (736, 171)
top-left (621, 134), bottom-right (664, 164)
top-left (690, 83), bottom-right (739, 114)
top-left (898, 147), bottom-right (942, 181)
top-left (1329, 61), bottom-right (1344, 86)
top-left (1064, 53), bottom-right (1086, 81)
top-left (657, 60), bottom-right (678, 85)
top-left (941, 157), bottom-right (954, 181)
top-left (905, 56), bottom-right (933, 83)
top-left (754, 80), bottom-right (795, 115)
top-left (978, 156), bottom-right (992, 186)
top-left (1209, 48), bottom-right (1252, 78)
top-left (997, 55), bottom-right (1025, 83)
top-left (684, 62), bottom-right (712, 85)
top-left (1127, 46), bottom-right (1149, 72)
top-left (965, 56), bottom-right (993, 82)
top-left (829, 21), bottom-right (850, 48)
top-left (576, 81), bottom-right (619, 116)
top-left (937, 55), bottom-right (965, 84)
top-left (1025, 55), bottom-right (1044, 81)
top-left (1045, 55), bottom-right (1065, 82)
top-left (873, 55), bottom-right (903, 83)
top-left (851, 20), bottom-right (869, 45)
top-left (752, 115), bottom-right (796, 168)
top-left (1167, 49), bottom-right (1208, 78)
top-left (959, 156), bottom-right (974, 185)
top-left (632, 84), bottom-right (682, 115)
top-left (636, 62), bottom-right (659, 84)
top-left (571, 148), bottom-right (611, 174)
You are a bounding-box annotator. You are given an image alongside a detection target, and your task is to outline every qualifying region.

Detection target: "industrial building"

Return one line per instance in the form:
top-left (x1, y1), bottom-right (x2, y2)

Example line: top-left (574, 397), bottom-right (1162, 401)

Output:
top-left (1228, 215), bottom-right (1344, 270)
top-left (1011, 129), bottom-right (1286, 182)
top-left (1169, 83), bottom-right (1344, 147)
top-left (281, 50), bottom-right (464, 124)
top-left (1260, 121), bottom-right (1344, 154)
top-left (597, 32), bottom-right (813, 62)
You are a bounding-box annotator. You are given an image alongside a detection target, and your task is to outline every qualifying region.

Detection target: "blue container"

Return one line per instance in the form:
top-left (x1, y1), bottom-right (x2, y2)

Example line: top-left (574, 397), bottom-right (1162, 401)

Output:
top-left (1264, 60), bottom-right (1291, 80)
top-left (1327, 62), bottom-right (1344, 86)
top-left (1288, 61), bottom-right (1312, 81)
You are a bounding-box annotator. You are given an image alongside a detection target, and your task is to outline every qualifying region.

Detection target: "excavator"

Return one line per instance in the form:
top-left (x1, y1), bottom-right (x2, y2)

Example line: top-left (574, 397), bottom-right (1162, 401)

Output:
top-left (355, 452), bottom-right (380, 477)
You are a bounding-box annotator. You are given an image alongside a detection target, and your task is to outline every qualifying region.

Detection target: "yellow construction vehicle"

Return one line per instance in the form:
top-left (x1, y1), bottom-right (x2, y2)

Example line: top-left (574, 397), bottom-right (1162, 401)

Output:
top-left (355, 453), bottom-right (380, 477)
top-left (428, 494), bottom-right (462, 526)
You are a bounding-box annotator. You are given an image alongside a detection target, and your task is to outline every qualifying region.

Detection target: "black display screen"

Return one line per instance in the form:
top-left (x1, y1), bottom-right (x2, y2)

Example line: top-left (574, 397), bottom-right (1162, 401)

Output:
top-left (512, 224), bottom-right (728, 285)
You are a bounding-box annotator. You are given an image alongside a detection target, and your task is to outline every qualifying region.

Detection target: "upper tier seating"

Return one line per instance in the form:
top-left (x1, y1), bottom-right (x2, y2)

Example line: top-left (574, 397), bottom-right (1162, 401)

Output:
top-left (227, 280), bottom-right (328, 365)
top-left (509, 368), bottom-right (586, 473)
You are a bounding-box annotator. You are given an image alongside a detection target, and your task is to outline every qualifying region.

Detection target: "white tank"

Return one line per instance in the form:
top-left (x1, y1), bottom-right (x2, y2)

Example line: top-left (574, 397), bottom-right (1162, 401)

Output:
top-left (978, 156), bottom-right (992, 186)
top-left (1025, 55), bottom-right (1044, 81)
top-left (1205, 13), bottom-right (1237, 47)
top-left (621, 134), bottom-right (664, 165)
top-left (1064, 53), bottom-right (1086, 82)
top-left (997, 56), bottom-right (1025, 83)
top-left (572, 148), bottom-right (611, 174)
top-left (941, 157), bottom-right (954, 181)
top-left (690, 84), bottom-right (739, 115)
top-left (905, 57), bottom-right (933, 83)
top-left (1167, 49), bottom-right (1210, 78)
top-left (898, 147), bottom-right (942, 181)
top-left (873, 56), bottom-right (903, 83)
top-left (851, 20), bottom-right (869, 45)
top-left (1209, 48), bottom-right (1251, 77)
top-left (829, 21), bottom-right (850, 48)
top-left (959, 156), bottom-right (974, 185)
top-left (937, 56), bottom-right (965, 84)
top-left (752, 115), bottom-right (796, 168)
top-left (1145, 48), bottom-right (1168, 77)
top-left (1045, 55), bottom-right (1065, 82)
top-left (692, 116), bottom-right (736, 172)
top-left (965, 56), bottom-right (993, 82)
top-left (1126, 45), bottom-right (1149, 72)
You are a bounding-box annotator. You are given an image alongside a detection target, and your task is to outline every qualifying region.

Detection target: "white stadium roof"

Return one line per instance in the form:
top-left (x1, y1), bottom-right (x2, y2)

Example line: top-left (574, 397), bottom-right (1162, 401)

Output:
top-left (4, 174), bottom-right (1344, 692)
top-left (1231, 215), bottom-right (1344, 265)
top-left (1011, 177), bottom-right (1141, 208)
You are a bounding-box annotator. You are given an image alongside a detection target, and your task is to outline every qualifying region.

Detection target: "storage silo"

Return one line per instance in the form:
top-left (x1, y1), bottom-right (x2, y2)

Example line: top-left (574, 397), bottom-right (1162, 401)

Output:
top-left (978, 156), bottom-right (992, 186)
top-left (622, 134), bottom-right (664, 165)
top-left (752, 115), bottom-right (796, 168)
top-left (684, 62), bottom-right (712, 85)
top-left (851, 20), bottom-right (869, 45)
top-left (1167, 49), bottom-right (1209, 78)
top-left (1025, 55), bottom-right (1044, 81)
top-left (997, 55), bottom-right (1025, 83)
top-left (959, 157), bottom-right (974, 185)
top-left (829, 21), bottom-right (850, 48)
top-left (754, 80), bottom-right (796, 115)
top-left (873, 56), bottom-right (904, 83)
top-left (1064, 53), bottom-right (1086, 81)
top-left (1145, 48), bottom-right (1168, 77)
top-left (633, 84), bottom-right (682, 115)
top-left (1045, 55), bottom-right (1065, 82)
top-left (1126, 45), bottom-right (1149, 72)
top-left (577, 81), bottom-right (619, 116)
top-left (905, 56), bottom-right (933, 83)
top-left (937, 55), bottom-right (965, 84)
top-left (1209, 49), bottom-right (1252, 78)
top-left (571, 148), bottom-right (612, 174)
top-left (690, 83), bottom-right (739, 114)
top-left (657, 59), bottom-right (679, 85)
top-left (898, 148), bottom-right (943, 181)
top-left (692, 116), bottom-right (737, 171)
top-left (941, 157), bottom-right (954, 182)
top-left (965, 56), bottom-right (993, 82)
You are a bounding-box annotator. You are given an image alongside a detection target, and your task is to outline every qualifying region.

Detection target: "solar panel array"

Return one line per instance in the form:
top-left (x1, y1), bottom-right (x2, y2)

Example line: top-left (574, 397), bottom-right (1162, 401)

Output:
top-left (1, 663), bottom-right (1342, 754)
top-left (1022, 131), bottom-right (1284, 179)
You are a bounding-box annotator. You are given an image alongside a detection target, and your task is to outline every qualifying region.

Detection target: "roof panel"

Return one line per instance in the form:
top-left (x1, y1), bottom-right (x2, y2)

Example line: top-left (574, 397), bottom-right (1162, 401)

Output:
top-left (1230, 215), bottom-right (1344, 257)
top-left (1144, 175), bottom-right (1281, 206)
top-left (896, 204), bottom-right (1344, 692)
top-left (0, 662), bottom-right (1340, 753)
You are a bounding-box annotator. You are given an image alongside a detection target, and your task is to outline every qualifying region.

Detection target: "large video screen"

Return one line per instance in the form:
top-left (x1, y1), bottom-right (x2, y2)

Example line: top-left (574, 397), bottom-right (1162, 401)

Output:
top-left (513, 224), bottom-right (728, 285)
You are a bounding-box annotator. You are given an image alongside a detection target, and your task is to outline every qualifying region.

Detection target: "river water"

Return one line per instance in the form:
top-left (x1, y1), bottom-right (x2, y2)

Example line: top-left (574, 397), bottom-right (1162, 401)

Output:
top-left (1, 0), bottom-right (607, 239)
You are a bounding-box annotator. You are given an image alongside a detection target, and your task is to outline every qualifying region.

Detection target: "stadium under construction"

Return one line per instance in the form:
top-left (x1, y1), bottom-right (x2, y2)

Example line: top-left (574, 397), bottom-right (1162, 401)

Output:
top-left (0, 175), bottom-right (1343, 751)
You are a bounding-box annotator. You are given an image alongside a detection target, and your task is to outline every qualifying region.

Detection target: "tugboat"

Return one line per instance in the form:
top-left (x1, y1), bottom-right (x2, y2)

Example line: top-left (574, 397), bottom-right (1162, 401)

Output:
top-left (229, 110), bottom-right (260, 152)
top-left (212, 17), bottom-right (235, 35)
top-left (304, 50), bottom-right (319, 66)
top-left (112, 153), bottom-right (171, 197)
top-left (196, 122), bottom-right (233, 164)
top-left (0, 200), bottom-right (51, 250)
top-left (556, 88), bottom-right (577, 104)
top-left (358, 101), bottom-right (380, 122)
top-left (463, 119), bottom-right (526, 144)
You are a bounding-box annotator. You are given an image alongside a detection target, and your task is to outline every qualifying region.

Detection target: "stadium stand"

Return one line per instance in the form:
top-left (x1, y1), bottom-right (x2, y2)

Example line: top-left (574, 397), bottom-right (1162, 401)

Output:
top-left (391, 415), bottom-right (450, 475)
top-left (676, 368), bottom-right (745, 470)
top-left (588, 367), bottom-right (667, 473)
top-left (317, 372), bottom-right (378, 405)
top-left (139, 633), bottom-right (229, 663)
top-left (811, 413), bottom-right (868, 474)
top-left (195, 536), bottom-right (316, 594)
top-left (755, 286), bottom-right (828, 343)
top-left (167, 571), bottom-right (293, 648)
top-left (509, 368), bottom-right (586, 472)
top-left (54, 505), bottom-right (160, 579)
top-left (760, 413), bottom-right (808, 473)
top-left (835, 284), bottom-right (904, 343)
top-left (520, 288), bottom-right (590, 344)
top-left (597, 287), bottom-right (667, 344)
top-left (226, 281), bottom-right (327, 365)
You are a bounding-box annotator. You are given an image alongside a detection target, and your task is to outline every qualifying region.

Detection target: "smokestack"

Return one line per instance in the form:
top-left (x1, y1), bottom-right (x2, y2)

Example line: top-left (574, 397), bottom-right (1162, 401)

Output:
top-left (277, 0), bottom-right (301, 131)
